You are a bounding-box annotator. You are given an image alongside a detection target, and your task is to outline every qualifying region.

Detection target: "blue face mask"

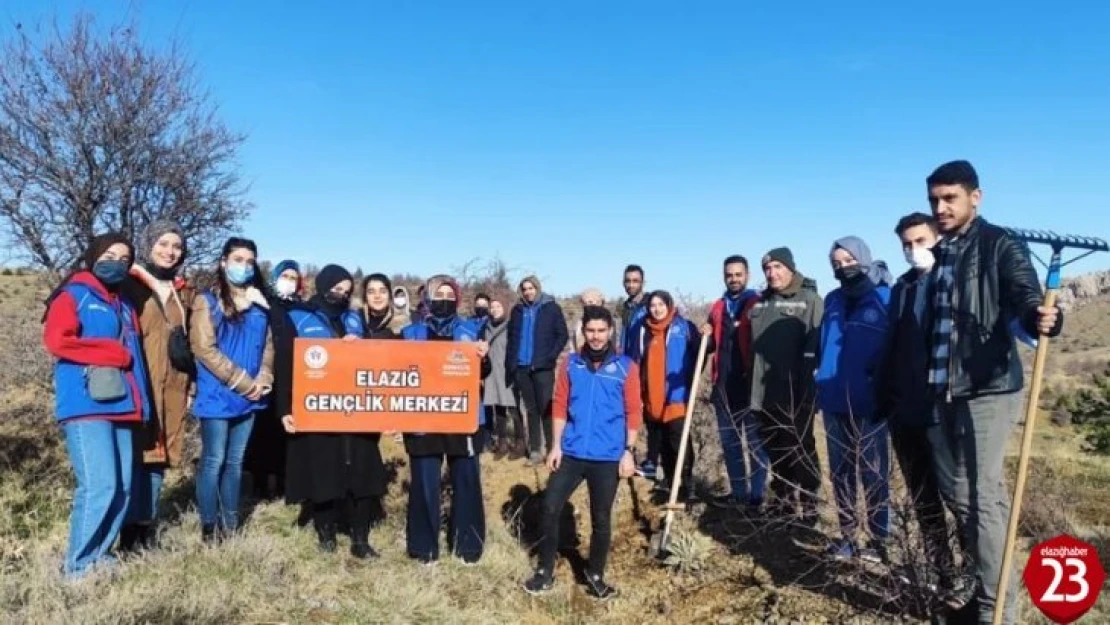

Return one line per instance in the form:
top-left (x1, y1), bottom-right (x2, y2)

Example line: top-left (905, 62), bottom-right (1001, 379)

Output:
top-left (93, 260), bottom-right (130, 285)
top-left (225, 262), bottom-right (255, 286)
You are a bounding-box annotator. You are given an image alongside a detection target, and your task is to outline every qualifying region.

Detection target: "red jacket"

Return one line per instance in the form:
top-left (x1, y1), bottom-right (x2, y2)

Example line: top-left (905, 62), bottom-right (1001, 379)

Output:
top-left (706, 291), bottom-right (759, 386)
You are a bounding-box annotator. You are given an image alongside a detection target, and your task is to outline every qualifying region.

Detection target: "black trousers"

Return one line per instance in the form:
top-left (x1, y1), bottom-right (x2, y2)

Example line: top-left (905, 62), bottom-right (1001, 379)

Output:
top-left (487, 405), bottom-right (525, 444)
top-left (644, 419), bottom-right (663, 466)
top-left (891, 421), bottom-right (955, 572)
top-left (759, 407), bottom-right (820, 512)
top-left (658, 419), bottom-right (694, 495)
top-left (514, 368), bottom-right (555, 454)
top-left (538, 456), bottom-right (620, 577)
top-left (407, 453), bottom-right (485, 561)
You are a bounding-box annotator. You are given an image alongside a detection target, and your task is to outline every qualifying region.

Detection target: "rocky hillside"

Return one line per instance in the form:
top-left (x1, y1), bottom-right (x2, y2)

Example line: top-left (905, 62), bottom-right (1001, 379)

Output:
top-left (1058, 270), bottom-right (1110, 310)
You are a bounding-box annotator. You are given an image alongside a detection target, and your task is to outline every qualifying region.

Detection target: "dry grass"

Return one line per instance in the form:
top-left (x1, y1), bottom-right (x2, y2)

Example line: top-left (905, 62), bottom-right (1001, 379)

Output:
top-left (4, 273), bottom-right (1110, 624)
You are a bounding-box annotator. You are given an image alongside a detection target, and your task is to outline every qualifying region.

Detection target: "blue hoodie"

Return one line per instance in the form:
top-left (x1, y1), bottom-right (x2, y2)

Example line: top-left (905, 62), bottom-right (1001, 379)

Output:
top-left (816, 282), bottom-right (891, 419)
top-left (507, 291), bottom-right (569, 372)
top-left (516, 295), bottom-right (545, 366)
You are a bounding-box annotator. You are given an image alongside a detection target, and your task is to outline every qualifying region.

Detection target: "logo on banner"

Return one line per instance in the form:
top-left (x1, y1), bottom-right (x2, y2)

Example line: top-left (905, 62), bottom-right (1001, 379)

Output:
top-left (304, 345), bottom-right (329, 370)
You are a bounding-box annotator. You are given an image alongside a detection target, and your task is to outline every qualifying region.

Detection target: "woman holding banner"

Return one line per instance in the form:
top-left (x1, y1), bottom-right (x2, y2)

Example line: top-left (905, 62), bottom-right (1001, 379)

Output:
top-left (280, 265), bottom-right (387, 560)
top-left (360, 272), bottom-right (401, 339)
top-left (401, 275), bottom-right (491, 566)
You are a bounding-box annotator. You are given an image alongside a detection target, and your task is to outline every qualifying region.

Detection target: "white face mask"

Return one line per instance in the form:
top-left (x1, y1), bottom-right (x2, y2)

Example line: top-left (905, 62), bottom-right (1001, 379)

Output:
top-left (905, 246), bottom-right (936, 271)
top-left (393, 296), bottom-right (407, 309)
top-left (274, 277), bottom-right (298, 298)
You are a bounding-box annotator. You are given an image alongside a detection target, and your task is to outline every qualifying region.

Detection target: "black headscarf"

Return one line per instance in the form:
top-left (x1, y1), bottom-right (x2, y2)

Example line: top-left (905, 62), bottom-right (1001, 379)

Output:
top-left (310, 264), bottom-right (354, 320)
top-left (84, 232), bottom-right (135, 271)
top-left (42, 232), bottom-right (134, 320)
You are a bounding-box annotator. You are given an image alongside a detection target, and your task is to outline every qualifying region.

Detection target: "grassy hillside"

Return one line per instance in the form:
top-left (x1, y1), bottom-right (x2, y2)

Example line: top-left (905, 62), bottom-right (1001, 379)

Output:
top-left (2, 272), bottom-right (1109, 624)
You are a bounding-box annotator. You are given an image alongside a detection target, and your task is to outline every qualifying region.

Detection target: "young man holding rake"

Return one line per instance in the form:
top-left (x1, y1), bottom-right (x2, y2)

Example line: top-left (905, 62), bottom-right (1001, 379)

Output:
top-left (922, 160), bottom-right (1062, 624)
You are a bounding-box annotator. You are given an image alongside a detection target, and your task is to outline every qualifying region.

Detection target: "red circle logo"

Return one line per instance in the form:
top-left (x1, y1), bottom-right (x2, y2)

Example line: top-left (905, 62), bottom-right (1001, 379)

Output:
top-left (1024, 534), bottom-right (1106, 624)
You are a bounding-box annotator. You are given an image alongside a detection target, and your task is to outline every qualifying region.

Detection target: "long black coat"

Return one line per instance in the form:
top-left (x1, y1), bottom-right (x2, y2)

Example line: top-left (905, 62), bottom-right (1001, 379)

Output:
top-left (283, 304), bottom-right (389, 505)
top-left (245, 297), bottom-right (297, 479)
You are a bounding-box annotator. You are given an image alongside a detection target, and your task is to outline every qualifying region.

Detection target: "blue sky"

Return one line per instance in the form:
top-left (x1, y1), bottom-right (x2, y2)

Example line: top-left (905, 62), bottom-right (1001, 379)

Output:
top-left (6, 1), bottom-right (1110, 301)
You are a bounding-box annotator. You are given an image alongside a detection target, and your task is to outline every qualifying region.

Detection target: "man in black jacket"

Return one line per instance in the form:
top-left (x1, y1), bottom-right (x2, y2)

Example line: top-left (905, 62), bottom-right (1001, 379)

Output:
top-left (506, 275), bottom-right (570, 465)
top-left (877, 212), bottom-right (964, 605)
top-left (923, 160), bottom-right (1062, 624)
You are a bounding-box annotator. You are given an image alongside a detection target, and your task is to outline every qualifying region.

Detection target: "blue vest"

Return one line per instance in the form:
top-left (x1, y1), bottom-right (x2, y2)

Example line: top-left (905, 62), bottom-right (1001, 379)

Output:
top-left (53, 283), bottom-right (153, 423)
top-left (620, 303), bottom-right (649, 354)
top-left (816, 285), bottom-right (891, 418)
top-left (287, 307), bottom-right (364, 339)
top-left (191, 291), bottom-right (271, 419)
top-left (562, 353), bottom-right (634, 462)
top-left (402, 317), bottom-right (486, 427)
top-left (626, 317), bottom-right (699, 406)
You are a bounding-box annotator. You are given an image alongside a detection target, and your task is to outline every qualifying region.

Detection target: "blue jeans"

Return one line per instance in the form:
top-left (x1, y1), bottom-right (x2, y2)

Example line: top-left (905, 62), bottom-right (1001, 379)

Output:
top-left (62, 419), bottom-right (134, 576)
top-left (127, 466), bottom-right (165, 524)
top-left (197, 414), bottom-right (255, 530)
top-left (712, 389), bottom-right (769, 503)
top-left (824, 411), bottom-right (890, 540)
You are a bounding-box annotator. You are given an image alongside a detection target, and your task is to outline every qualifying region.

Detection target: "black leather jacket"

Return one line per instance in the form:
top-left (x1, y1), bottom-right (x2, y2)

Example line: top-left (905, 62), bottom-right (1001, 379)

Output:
top-left (941, 216), bottom-right (1061, 399)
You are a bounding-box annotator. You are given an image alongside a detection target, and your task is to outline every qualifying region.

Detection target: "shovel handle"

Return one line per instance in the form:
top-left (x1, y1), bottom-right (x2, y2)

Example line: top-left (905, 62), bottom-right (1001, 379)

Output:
top-left (660, 333), bottom-right (711, 519)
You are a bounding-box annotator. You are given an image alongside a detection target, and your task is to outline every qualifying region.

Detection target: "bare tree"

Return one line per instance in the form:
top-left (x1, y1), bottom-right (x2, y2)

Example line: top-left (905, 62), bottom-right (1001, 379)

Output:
top-left (0, 13), bottom-right (251, 273)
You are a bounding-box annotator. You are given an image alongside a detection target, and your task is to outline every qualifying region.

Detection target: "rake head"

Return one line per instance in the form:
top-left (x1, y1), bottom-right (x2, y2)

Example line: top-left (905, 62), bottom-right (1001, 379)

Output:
top-left (1002, 227), bottom-right (1109, 252)
top-left (1001, 226), bottom-right (1109, 288)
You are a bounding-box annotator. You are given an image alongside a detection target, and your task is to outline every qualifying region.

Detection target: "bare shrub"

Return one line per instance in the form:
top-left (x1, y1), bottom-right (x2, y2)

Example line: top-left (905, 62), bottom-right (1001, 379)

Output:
top-left (0, 12), bottom-right (251, 272)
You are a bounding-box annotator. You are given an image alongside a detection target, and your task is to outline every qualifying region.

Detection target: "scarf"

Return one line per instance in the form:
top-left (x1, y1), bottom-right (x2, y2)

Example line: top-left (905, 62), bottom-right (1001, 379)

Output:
top-left (306, 294), bottom-right (347, 335)
top-left (364, 306), bottom-right (393, 334)
top-left (723, 289), bottom-right (755, 320)
top-left (426, 314), bottom-right (460, 338)
top-left (584, 343), bottom-right (611, 371)
top-left (644, 311), bottom-right (685, 422)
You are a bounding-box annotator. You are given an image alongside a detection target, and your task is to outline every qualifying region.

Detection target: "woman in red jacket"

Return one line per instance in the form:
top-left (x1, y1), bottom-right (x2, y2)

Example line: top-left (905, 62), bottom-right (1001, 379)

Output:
top-left (43, 232), bottom-right (153, 577)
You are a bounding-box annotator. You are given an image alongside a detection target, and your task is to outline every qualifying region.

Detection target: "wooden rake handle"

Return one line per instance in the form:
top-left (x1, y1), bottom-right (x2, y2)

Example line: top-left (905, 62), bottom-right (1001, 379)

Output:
top-left (993, 290), bottom-right (1057, 625)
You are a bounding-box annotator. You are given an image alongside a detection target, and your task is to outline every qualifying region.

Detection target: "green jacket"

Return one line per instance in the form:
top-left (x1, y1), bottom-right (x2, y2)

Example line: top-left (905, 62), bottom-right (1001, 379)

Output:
top-left (748, 274), bottom-right (823, 416)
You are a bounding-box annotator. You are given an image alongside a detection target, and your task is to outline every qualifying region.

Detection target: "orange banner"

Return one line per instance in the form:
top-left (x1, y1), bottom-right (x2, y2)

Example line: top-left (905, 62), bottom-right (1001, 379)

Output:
top-left (291, 338), bottom-right (481, 433)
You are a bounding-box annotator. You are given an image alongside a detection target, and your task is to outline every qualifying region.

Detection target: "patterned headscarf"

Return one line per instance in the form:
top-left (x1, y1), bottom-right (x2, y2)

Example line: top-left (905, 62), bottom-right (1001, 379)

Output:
top-left (138, 219), bottom-right (187, 269)
top-left (423, 274), bottom-right (462, 336)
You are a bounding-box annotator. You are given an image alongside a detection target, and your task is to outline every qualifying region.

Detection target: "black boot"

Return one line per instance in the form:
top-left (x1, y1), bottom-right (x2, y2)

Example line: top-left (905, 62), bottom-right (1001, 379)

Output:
top-left (508, 440), bottom-right (527, 461)
top-left (315, 521), bottom-right (338, 553)
top-left (118, 524), bottom-right (141, 554)
top-left (137, 523), bottom-right (158, 550)
top-left (296, 502), bottom-right (313, 528)
top-left (201, 523), bottom-right (218, 545)
top-left (350, 525), bottom-right (379, 560)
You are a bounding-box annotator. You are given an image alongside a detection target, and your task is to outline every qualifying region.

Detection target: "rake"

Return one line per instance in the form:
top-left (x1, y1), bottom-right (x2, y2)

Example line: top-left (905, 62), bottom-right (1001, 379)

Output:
top-left (992, 227), bottom-right (1109, 625)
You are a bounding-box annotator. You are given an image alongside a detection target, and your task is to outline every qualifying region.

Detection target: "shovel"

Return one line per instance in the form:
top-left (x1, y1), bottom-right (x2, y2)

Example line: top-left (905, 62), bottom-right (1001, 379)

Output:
top-left (649, 332), bottom-right (711, 560)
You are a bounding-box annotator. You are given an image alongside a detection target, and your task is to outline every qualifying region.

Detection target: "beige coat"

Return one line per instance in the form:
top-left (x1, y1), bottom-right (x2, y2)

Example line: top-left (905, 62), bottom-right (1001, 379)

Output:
top-left (122, 266), bottom-right (194, 467)
top-left (189, 286), bottom-right (275, 396)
